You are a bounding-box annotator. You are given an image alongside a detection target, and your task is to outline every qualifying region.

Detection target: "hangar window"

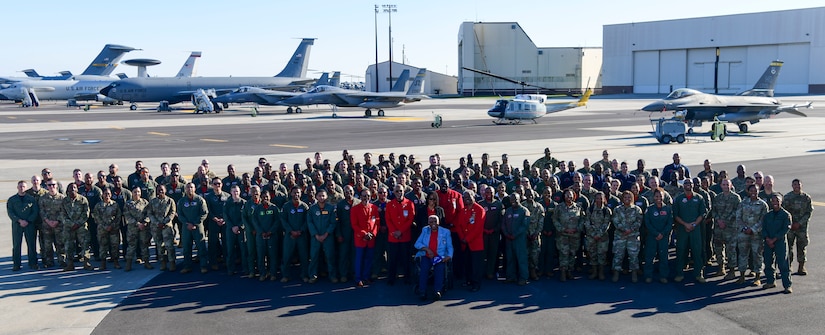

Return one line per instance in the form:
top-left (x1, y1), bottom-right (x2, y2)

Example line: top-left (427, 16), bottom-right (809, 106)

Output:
top-left (538, 50), bottom-right (543, 55)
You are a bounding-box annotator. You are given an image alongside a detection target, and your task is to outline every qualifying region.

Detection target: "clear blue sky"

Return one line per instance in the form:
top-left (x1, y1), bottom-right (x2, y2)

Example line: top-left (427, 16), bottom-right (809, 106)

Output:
top-left (1, 1), bottom-right (820, 81)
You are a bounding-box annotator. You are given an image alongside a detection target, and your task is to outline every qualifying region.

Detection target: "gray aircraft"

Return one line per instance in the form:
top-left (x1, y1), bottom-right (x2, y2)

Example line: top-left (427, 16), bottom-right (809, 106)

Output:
top-left (641, 60), bottom-right (811, 133)
top-left (1, 44), bottom-right (138, 84)
top-left (99, 38), bottom-right (316, 110)
top-left (279, 68), bottom-right (427, 117)
top-left (210, 72), bottom-right (333, 113)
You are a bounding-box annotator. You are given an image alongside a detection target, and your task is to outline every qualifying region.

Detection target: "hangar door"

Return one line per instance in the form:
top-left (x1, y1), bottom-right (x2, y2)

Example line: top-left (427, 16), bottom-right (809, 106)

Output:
top-left (658, 50), bottom-right (687, 94)
top-left (633, 51), bottom-right (658, 93)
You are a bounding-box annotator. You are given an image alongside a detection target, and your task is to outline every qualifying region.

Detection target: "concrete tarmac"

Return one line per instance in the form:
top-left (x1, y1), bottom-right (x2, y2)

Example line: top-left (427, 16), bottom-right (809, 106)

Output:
top-left (0, 95), bottom-right (823, 334)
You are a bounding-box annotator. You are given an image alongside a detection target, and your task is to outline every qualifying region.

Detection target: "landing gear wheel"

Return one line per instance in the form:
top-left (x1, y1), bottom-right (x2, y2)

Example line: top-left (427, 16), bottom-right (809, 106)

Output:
top-left (662, 135), bottom-right (672, 144)
top-left (738, 123), bottom-right (748, 133)
top-left (378, 109), bottom-right (385, 117)
top-left (332, 113), bottom-right (338, 118)
top-left (287, 107), bottom-right (294, 114)
top-left (130, 104), bottom-right (137, 111)
top-left (296, 107), bottom-right (302, 114)
top-left (364, 109), bottom-right (372, 117)
top-left (676, 134), bottom-right (686, 143)
top-left (687, 128), bottom-right (694, 134)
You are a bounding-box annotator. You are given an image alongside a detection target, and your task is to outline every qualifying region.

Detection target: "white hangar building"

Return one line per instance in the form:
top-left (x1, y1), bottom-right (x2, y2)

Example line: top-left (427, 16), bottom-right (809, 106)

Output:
top-left (457, 22), bottom-right (602, 96)
top-left (365, 61), bottom-right (457, 95)
top-left (602, 7), bottom-right (825, 94)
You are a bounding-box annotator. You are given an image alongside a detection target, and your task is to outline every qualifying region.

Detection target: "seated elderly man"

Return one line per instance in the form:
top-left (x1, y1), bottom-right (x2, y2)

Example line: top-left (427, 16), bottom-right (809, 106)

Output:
top-left (414, 215), bottom-right (454, 301)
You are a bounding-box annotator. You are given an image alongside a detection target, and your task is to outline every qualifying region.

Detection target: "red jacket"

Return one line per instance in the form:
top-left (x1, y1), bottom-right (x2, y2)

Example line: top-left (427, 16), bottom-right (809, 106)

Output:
top-left (350, 201), bottom-right (379, 248)
top-left (457, 202), bottom-right (486, 251)
top-left (438, 189), bottom-right (464, 230)
top-left (385, 197), bottom-right (415, 243)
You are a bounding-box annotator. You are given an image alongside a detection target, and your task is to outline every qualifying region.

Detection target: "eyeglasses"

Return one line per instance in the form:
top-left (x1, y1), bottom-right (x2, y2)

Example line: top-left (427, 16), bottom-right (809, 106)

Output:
top-left (42, 171), bottom-right (51, 174)
top-left (46, 183), bottom-right (56, 187)
top-left (212, 182), bottom-right (222, 185)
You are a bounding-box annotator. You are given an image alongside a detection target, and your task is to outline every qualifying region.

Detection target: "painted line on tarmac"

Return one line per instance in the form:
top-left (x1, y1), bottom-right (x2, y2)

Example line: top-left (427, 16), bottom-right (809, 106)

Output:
top-left (270, 144), bottom-right (308, 149)
top-left (371, 117), bottom-right (427, 122)
top-left (148, 131), bottom-right (170, 136)
top-left (109, 126), bottom-right (125, 130)
top-left (813, 201), bottom-right (825, 207)
top-left (200, 138), bottom-right (228, 143)
top-left (7, 116), bottom-right (16, 119)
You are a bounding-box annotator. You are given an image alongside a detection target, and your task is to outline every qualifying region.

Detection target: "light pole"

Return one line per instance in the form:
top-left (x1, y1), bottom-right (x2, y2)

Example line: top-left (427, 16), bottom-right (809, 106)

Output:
top-left (383, 4), bottom-right (397, 92)
top-left (374, 4), bottom-right (379, 92)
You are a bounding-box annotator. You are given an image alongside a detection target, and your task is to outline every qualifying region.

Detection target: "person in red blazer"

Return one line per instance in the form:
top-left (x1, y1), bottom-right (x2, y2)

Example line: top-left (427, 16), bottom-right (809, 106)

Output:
top-left (350, 189), bottom-right (379, 287)
top-left (457, 191), bottom-right (486, 292)
top-left (385, 184), bottom-right (415, 285)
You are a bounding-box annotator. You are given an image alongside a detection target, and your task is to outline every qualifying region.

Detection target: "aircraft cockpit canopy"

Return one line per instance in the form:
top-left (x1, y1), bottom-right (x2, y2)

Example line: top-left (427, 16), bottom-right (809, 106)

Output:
top-left (665, 88), bottom-right (701, 100)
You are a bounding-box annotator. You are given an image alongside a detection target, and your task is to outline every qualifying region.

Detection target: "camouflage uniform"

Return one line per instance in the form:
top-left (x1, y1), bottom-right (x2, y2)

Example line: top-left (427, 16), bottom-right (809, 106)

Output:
top-left (26, 187), bottom-right (47, 265)
top-left (522, 198), bottom-right (545, 275)
top-left (38, 192), bottom-right (65, 267)
top-left (123, 198), bottom-right (151, 262)
top-left (148, 196), bottom-right (176, 265)
top-left (736, 197), bottom-right (768, 273)
top-left (712, 192), bottom-right (741, 271)
top-left (783, 191), bottom-right (813, 265)
top-left (585, 205), bottom-right (612, 266)
top-left (612, 204), bottom-right (643, 271)
top-left (62, 194), bottom-right (91, 265)
top-left (93, 200), bottom-right (122, 262)
top-left (553, 202), bottom-right (584, 270)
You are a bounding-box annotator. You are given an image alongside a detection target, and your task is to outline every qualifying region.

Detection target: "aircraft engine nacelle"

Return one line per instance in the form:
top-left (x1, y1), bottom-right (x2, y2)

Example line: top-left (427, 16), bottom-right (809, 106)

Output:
top-left (192, 89), bottom-right (215, 114)
top-left (96, 94), bottom-right (121, 105)
top-left (358, 101), bottom-right (403, 109)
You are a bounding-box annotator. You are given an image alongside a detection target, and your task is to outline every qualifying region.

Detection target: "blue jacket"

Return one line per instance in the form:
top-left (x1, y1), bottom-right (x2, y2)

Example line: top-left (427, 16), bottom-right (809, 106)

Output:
top-left (414, 226), bottom-right (454, 258)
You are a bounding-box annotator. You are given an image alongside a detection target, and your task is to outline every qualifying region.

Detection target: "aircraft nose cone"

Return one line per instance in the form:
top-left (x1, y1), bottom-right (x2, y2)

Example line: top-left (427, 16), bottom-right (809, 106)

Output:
top-left (641, 101), bottom-right (667, 112)
top-left (99, 85), bottom-right (112, 96)
top-left (0, 93), bottom-right (8, 100)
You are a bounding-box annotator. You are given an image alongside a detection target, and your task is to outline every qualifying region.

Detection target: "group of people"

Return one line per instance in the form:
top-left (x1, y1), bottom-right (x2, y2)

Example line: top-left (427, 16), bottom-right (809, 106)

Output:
top-left (7, 148), bottom-right (813, 299)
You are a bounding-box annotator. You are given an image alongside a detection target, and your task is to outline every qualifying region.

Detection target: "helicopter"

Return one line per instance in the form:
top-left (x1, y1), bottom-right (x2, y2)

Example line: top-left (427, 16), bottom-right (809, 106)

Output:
top-left (463, 67), bottom-right (592, 125)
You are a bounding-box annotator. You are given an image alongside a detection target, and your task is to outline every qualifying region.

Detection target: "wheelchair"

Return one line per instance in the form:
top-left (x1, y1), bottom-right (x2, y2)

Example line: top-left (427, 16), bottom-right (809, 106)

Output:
top-left (411, 254), bottom-right (453, 298)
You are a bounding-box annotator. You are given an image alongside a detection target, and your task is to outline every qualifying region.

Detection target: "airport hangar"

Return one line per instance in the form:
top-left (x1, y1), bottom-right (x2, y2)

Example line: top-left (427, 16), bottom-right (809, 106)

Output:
top-left (602, 6), bottom-right (825, 95)
top-left (365, 61), bottom-right (459, 95)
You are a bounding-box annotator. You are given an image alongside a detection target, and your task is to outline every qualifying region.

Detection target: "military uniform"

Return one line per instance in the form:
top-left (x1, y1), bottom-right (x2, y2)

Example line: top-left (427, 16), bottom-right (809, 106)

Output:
top-left (763, 206), bottom-right (792, 290)
top-left (712, 192), bottom-right (741, 273)
top-left (123, 198), bottom-right (151, 268)
top-left (644, 203), bottom-right (673, 281)
top-left (224, 197), bottom-right (248, 275)
top-left (78, 184), bottom-right (103, 260)
top-left (177, 194), bottom-right (209, 271)
top-left (736, 197), bottom-right (768, 276)
top-left (204, 190), bottom-right (229, 269)
top-left (93, 199), bottom-right (122, 268)
top-left (308, 202), bottom-right (338, 281)
top-left (585, 205), bottom-right (612, 275)
top-left (612, 204), bottom-right (643, 274)
top-left (335, 198), bottom-right (359, 281)
top-left (38, 192), bottom-right (65, 267)
top-left (480, 199), bottom-right (504, 278)
top-left (133, 179), bottom-right (157, 200)
top-left (26, 187), bottom-right (47, 265)
top-left (281, 200), bottom-right (310, 281)
top-left (673, 193), bottom-right (707, 280)
top-left (502, 204), bottom-right (530, 283)
top-left (62, 194), bottom-right (90, 269)
top-left (7, 192), bottom-right (39, 269)
top-left (783, 190), bottom-right (813, 268)
top-left (539, 198), bottom-right (558, 276)
top-left (522, 198), bottom-right (545, 279)
top-left (252, 201), bottom-right (280, 280)
top-left (553, 202), bottom-right (584, 275)
top-left (148, 196), bottom-right (176, 269)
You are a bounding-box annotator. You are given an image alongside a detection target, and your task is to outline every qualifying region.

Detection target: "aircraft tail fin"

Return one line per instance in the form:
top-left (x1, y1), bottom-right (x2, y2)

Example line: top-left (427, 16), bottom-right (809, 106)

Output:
top-left (275, 38), bottom-right (315, 78)
top-left (739, 60), bottom-right (783, 97)
top-left (391, 70), bottom-right (410, 92)
top-left (58, 71), bottom-right (73, 78)
top-left (21, 69), bottom-right (40, 77)
top-left (314, 72), bottom-right (330, 87)
top-left (576, 88), bottom-right (593, 106)
top-left (329, 71), bottom-right (341, 87)
top-left (406, 69), bottom-right (426, 95)
top-left (81, 44), bottom-right (139, 76)
top-left (176, 51), bottom-right (201, 77)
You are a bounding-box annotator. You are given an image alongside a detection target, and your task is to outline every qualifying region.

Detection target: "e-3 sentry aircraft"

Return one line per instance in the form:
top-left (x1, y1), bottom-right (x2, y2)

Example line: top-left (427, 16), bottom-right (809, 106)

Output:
top-left (641, 61), bottom-right (812, 133)
top-left (99, 38), bottom-right (316, 111)
top-left (278, 68), bottom-right (427, 117)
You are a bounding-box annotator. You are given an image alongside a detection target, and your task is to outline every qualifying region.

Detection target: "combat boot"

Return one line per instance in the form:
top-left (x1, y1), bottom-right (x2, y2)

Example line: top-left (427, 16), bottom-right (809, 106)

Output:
top-left (83, 261), bottom-right (93, 271)
top-left (168, 261), bottom-right (176, 272)
top-left (631, 271), bottom-right (638, 283)
top-left (529, 268), bottom-right (539, 281)
top-left (723, 269), bottom-right (736, 280)
top-left (736, 271), bottom-right (746, 284)
top-left (125, 258), bottom-right (132, 272)
top-left (559, 268), bottom-right (567, 282)
top-left (751, 272), bottom-right (762, 287)
top-left (63, 260), bottom-right (75, 272)
top-left (99, 261), bottom-right (107, 271)
top-left (797, 262), bottom-right (807, 276)
top-left (113, 259), bottom-right (122, 269)
top-left (588, 265), bottom-right (598, 280)
top-left (598, 265), bottom-right (606, 280)
top-left (612, 270), bottom-right (620, 282)
top-left (160, 259), bottom-right (167, 271)
top-left (717, 267), bottom-right (727, 277)
top-left (144, 259), bottom-right (154, 270)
